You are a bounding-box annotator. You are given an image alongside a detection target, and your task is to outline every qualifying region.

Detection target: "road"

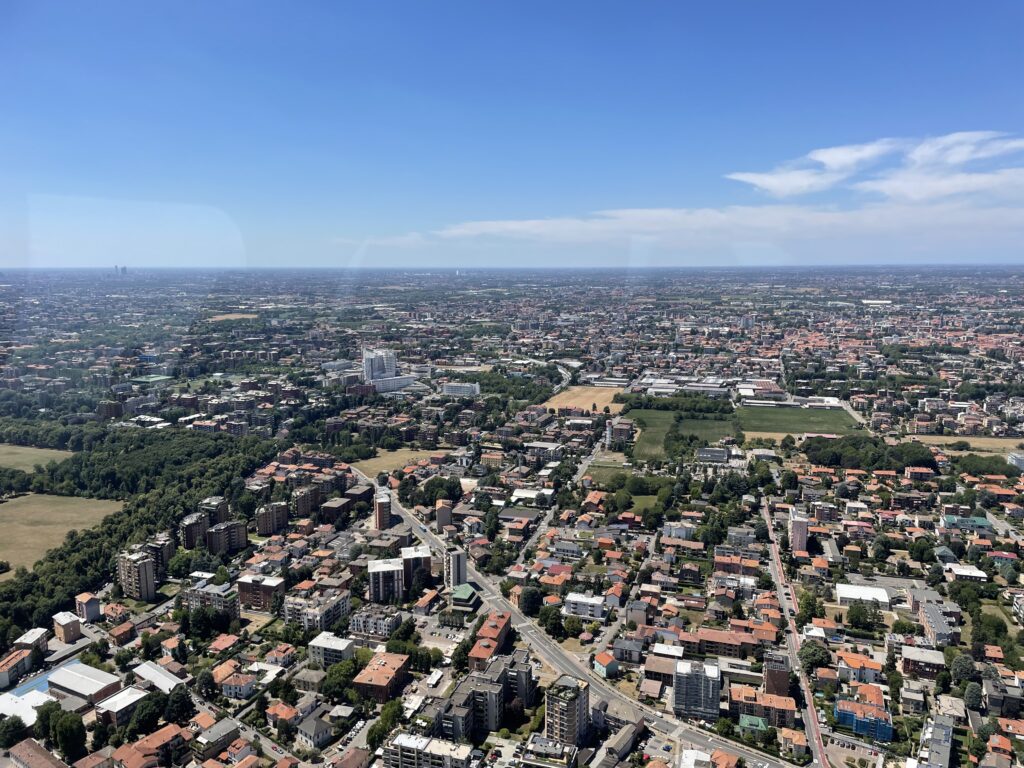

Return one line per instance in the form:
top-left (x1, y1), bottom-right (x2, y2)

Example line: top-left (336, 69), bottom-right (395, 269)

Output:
top-left (193, 694), bottom-right (297, 761)
top-left (761, 506), bottom-right (829, 768)
top-left (356, 467), bottom-right (792, 768)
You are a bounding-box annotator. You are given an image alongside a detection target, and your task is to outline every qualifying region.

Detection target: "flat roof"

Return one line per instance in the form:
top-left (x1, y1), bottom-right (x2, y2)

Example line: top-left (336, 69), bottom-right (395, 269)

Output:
top-left (96, 685), bottom-right (149, 713)
top-left (49, 662), bottom-right (119, 696)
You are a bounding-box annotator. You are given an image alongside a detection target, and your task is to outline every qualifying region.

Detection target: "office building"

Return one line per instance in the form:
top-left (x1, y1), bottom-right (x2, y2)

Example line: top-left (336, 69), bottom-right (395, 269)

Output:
top-left (441, 382), bottom-right (481, 397)
top-left (673, 660), bottom-right (721, 720)
top-left (363, 349), bottom-right (397, 382)
top-left (118, 550), bottom-right (156, 602)
top-left (444, 547), bottom-right (467, 591)
top-left (545, 675), bottom-right (589, 747)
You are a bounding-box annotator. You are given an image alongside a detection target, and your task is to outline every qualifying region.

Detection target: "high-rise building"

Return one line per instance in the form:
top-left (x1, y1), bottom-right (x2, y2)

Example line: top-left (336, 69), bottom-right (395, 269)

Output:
top-left (145, 532), bottom-right (175, 581)
top-left (789, 514), bottom-right (809, 554)
top-left (545, 675), bottom-right (589, 747)
top-left (117, 550), bottom-right (156, 602)
top-left (763, 651), bottom-right (791, 696)
top-left (205, 520), bottom-right (248, 556)
top-left (673, 660), bottom-right (721, 720)
top-left (256, 502), bottom-right (290, 536)
top-left (199, 496), bottom-right (230, 525)
top-left (362, 349), bottom-right (397, 382)
top-left (368, 558), bottom-right (406, 603)
top-left (182, 573), bottom-right (241, 620)
top-left (444, 547), bottom-right (467, 591)
top-left (179, 511), bottom-right (209, 549)
top-left (375, 491), bottom-right (392, 531)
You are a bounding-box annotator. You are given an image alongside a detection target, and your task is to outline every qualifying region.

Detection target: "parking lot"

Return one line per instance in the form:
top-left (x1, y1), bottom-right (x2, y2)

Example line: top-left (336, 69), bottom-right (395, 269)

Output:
top-left (414, 612), bottom-right (468, 656)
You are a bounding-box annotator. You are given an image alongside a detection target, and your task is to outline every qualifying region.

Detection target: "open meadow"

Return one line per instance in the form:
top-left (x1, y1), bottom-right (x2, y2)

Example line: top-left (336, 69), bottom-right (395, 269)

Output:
top-left (0, 494), bottom-right (123, 579)
top-left (351, 448), bottom-right (443, 476)
top-left (0, 444), bottom-right (74, 472)
top-left (542, 386), bottom-right (625, 413)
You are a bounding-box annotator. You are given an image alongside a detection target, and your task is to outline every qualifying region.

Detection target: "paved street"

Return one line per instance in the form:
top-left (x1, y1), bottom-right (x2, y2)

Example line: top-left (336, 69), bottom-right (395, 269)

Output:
top-left (356, 466), bottom-right (792, 768)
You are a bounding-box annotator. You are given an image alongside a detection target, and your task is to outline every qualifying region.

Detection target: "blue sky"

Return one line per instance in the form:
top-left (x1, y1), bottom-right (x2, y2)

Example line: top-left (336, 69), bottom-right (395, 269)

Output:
top-left (2, 1), bottom-right (1023, 268)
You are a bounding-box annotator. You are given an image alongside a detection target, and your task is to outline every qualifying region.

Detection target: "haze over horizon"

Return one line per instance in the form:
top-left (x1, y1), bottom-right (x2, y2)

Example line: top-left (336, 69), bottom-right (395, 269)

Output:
top-left (2, 2), bottom-right (1023, 269)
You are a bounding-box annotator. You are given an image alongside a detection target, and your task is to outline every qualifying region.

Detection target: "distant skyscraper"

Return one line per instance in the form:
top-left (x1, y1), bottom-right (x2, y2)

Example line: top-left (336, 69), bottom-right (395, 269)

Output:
top-left (363, 349), bottom-right (397, 382)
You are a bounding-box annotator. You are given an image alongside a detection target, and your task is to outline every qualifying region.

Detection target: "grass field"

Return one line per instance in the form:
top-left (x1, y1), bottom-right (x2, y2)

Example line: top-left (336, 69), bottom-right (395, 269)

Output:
top-left (735, 406), bottom-right (859, 436)
top-left (542, 386), bottom-right (625, 414)
top-left (586, 463), bottom-right (631, 486)
top-left (208, 312), bottom-right (258, 321)
top-left (629, 409), bottom-right (678, 460)
top-left (675, 418), bottom-right (737, 442)
top-left (0, 444), bottom-right (74, 472)
top-left (909, 435), bottom-right (1022, 455)
top-left (0, 494), bottom-right (122, 579)
top-left (351, 448), bottom-right (442, 476)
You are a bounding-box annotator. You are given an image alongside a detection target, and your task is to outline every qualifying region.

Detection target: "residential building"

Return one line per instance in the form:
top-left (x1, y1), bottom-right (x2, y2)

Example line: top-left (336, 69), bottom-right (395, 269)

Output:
top-left (256, 502), bottom-right (290, 536)
top-left (350, 605), bottom-right (403, 639)
top-left (444, 547), bottom-right (467, 591)
top-left (383, 732), bottom-right (472, 768)
top-left (309, 632), bottom-right (355, 668)
top-left (74, 592), bottom-right (100, 623)
top-left (353, 652), bottom-right (410, 703)
top-left (375, 491), bottom-right (392, 531)
top-left (562, 592), bottom-right (607, 622)
top-left (369, 558), bottom-right (406, 603)
top-left (205, 520), bottom-right (248, 555)
top-left (182, 573), bottom-right (241, 620)
top-left (545, 675), bottom-right (589, 747)
top-left (237, 573), bottom-right (285, 611)
top-left (117, 550), bottom-right (156, 602)
top-left (673, 661), bottom-right (721, 721)
top-left (52, 612), bottom-right (81, 644)
top-left (283, 589), bottom-right (351, 632)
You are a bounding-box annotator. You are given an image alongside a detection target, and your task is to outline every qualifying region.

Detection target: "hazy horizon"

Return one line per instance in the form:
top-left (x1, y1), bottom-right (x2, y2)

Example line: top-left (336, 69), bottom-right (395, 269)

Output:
top-left (3, 2), bottom-right (1023, 268)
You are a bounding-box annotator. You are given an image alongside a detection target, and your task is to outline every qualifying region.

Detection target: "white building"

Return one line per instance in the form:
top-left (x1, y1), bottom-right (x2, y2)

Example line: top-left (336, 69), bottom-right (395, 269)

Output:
top-left (441, 382), bottom-right (481, 397)
top-left (563, 592), bottom-right (607, 622)
top-left (363, 349), bottom-right (398, 382)
top-left (308, 632), bottom-right (355, 668)
top-left (836, 583), bottom-right (891, 609)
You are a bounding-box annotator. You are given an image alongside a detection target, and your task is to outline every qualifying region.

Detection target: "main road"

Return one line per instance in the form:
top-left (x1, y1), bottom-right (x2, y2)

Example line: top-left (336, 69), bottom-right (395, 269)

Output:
top-left (761, 506), bottom-right (829, 768)
top-left (354, 466), bottom-right (793, 768)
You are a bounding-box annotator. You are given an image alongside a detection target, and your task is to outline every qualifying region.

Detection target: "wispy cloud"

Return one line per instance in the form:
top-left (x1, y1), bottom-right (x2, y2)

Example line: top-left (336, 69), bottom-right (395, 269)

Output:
top-left (340, 130), bottom-right (1024, 263)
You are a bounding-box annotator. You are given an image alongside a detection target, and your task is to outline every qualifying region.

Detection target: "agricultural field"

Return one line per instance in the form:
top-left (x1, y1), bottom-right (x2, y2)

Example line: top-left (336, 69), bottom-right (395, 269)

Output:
top-left (0, 494), bottom-right (123, 580)
top-left (0, 444), bottom-right (74, 472)
top-left (207, 312), bottom-right (258, 321)
top-left (909, 435), bottom-right (1022, 455)
top-left (542, 386), bottom-right (625, 414)
top-left (351, 448), bottom-right (443, 477)
top-left (734, 406), bottom-right (859, 437)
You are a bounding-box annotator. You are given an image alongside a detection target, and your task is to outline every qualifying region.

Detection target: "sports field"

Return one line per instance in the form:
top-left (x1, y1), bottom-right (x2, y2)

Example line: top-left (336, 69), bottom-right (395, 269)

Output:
top-left (0, 444), bottom-right (74, 472)
top-left (0, 494), bottom-right (123, 579)
top-left (543, 386), bottom-right (625, 414)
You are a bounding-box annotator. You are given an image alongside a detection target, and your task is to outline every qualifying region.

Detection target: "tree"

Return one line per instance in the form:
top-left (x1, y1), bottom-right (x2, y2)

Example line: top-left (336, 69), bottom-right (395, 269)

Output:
top-left (52, 712), bottom-right (87, 762)
top-left (164, 685), bottom-right (195, 723)
top-left (798, 641), bottom-right (831, 674)
top-left (35, 700), bottom-right (62, 744)
top-left (196, 669), bottom-right (216, 698)
top-left (563, 615), bottom-right (584, 638)
top-left (846, 601), bottom-right (872, 631)
top-left (714, 718), bottom-right (735, 737)
top-left (91, 721), bottom-right (111, 750)
top-left (951, 654), bottom-right (976, 684)
top-left (519, 587), bottom-right (543, 617)
top-left (964, 682), bottom-right (983, 711)
top-left (0, 715), bottom-right (27, 748)
top-left (935, 671), bottom-right (952, 694)
top-left (127, 698), bottom-right (162, 739)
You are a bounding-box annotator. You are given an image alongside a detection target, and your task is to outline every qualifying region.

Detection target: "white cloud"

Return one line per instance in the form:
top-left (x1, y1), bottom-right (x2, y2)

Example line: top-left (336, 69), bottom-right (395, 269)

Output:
top-left (724, 169), bottom-right (846, 197)
top-left (907, 131), bottom-right (1024, 167)
top-left (347, 130), bottom-right (1024, 262)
